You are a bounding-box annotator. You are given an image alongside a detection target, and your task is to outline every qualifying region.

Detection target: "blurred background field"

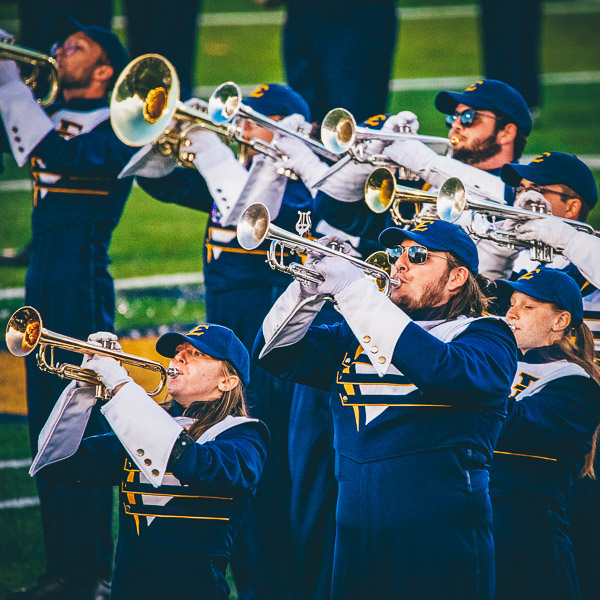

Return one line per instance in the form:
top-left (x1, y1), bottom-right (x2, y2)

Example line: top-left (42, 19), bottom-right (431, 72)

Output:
top-left (0, 0), bottom-right (599, 597)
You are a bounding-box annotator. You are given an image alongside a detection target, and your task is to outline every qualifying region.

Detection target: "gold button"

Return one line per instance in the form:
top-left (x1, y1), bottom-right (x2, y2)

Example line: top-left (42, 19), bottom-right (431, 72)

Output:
top-left (151, 469), bottom-right (160, 477)
top-left (370, 346), bottom-right (379, 354)
top-left (136, 449), bottom-right (144, 456)
top-left (344, 358), bottom-right (351, 364)
top-left (144, 459), bottom-right (152, 466)
top-left (363, 335), bottom-right (371, 343)
top-left (342, 395), bottom-right (348, 402)
top-left (125, 504), bottom-right (130, 511)
top-left (378, 356), bottom-right (386, 364)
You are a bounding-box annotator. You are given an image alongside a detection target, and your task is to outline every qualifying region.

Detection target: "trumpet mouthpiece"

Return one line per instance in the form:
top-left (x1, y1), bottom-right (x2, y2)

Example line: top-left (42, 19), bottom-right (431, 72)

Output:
top-left (450, 136), bottom-right (459, 147)
top-left (167, 367), bottom-right (180, 378)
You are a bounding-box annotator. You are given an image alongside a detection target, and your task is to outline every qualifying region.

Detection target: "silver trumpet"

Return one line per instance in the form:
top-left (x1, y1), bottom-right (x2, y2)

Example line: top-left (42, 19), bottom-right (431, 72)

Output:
top-left (436, 178), bottom-right (598, 263)
top-left (320, 107), bottom-right (453, 165)
top-left (237, 203), bottom-right (399, 298)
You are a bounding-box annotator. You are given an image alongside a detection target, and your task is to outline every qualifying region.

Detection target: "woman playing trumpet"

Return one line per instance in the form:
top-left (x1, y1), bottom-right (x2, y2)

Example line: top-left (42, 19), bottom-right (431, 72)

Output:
top-left (29, 324), bottom-right (268, 600)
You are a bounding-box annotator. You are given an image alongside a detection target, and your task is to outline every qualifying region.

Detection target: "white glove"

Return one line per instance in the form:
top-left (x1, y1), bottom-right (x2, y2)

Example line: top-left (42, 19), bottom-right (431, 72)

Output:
top-left (315, 158), bottom-right (375, 202)
top-left (515, 218), bottom-right (577, 250)
top-left (382, 111), bottom-right (420, 134)
top-left (78, 333), bottom-right (122, 387)
top-left (514, 190), bottom-right (552, 213)
top-left (0, 60), bottom-right (20, 85)
top-left (86, 355), bottom-right (132, 394)
top-left (183, 127), bottom-right (226, 164)
top-left (271, 115), bottom-right (329, 189)
top-left (118, 143), bottom-right (178, 179)
top-left (312, 235), bottom-right (363, 296)
top-left (382, 137), bottom-right (437, 173)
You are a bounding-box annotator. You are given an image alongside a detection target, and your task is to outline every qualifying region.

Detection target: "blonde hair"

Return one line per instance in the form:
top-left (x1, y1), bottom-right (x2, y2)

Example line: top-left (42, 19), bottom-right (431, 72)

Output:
top-left (161, 360), bottom-right (249, 441)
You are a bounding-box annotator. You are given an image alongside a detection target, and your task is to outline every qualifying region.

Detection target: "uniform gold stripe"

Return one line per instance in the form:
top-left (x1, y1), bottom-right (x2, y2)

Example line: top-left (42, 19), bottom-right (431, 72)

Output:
top-left (494, 450), bottom-right (557, 462)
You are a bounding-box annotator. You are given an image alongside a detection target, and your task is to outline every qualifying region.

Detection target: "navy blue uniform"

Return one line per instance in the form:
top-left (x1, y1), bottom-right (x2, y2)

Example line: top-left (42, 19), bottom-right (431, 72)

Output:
top-left (255, 312), bottom-right (517, 599)
top-left (490, 346), bottom-right (600, 599)
top-left (38, 406), bottom-right (268, 600)
top-left (1, 97), bottom-right (136, 582)
top-left (282, 0), bottom-right (397, 123)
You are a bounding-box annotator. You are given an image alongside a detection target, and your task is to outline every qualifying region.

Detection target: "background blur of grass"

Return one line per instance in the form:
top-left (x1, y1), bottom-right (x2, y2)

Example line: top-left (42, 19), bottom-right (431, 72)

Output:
top-left (0, 1), bottom-right (599, 597)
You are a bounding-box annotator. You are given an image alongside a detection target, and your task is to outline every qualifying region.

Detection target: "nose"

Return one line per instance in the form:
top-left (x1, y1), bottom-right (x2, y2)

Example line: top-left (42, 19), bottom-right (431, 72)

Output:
top-left (506, 306), bottom-right (519, 322)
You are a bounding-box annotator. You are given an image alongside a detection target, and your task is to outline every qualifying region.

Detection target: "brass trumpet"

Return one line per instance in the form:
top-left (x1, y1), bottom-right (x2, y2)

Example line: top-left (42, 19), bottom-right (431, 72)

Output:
top-left (321, 107), bottom-right (453, 162)
top-left (436, 178), bottom-right (598, 263)
top-left (0, 37), bottom-right (58, 106)
top-left (110, 54), bottom-right (236, 167)
top-left (364, 167), bottom-right (440, 226)
top-left (6, 306), bottom-right (169, 400)
top-left (237, 203), bottom-right (398, 297)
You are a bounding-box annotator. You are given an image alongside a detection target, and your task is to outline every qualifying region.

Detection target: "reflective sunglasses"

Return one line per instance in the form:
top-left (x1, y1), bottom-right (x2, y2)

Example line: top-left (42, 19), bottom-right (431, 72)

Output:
top-left (445, 109), bottom-right (500, 129)
top-left (515, 184), bottom-right (573, 201)
top-left (388, 245), bottom-right (449, 265)
top-left (50, 40), bottom-right (85, 58)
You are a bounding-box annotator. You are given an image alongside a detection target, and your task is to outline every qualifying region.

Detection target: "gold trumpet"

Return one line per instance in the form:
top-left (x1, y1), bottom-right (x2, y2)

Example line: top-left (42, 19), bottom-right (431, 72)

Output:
top-left (237, 203), bottom-right (399, 298)
top-left (321, 107), bottom-right (453, 162)
top-left (364, 167), bottom-right (439, 226)
top-left (0, 37), bottom-right (59, 106)
top-left (110, 54), bottom-right (235, 167)
top-left (6, 306), bottom-right (170, 400)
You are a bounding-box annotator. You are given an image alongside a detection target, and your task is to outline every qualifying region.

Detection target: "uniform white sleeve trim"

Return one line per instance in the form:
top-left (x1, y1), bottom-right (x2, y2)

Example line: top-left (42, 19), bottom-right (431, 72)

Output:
top-left (260, 280), bottom-right (326, 358)
top-left (334, 278), bottom-right (411, 376)
top-left (564, 232), bottom-right (600, 288)
top-left (0, 80), bottom-right (53, 167)
top-left (118, 143), bottom-right (177, 179)
top-left (197, 415), bottom-right (260, 443)
top-left (101, 382), bottom-right (183, 487)
top-left (29, 382), bottom-right (96, 476)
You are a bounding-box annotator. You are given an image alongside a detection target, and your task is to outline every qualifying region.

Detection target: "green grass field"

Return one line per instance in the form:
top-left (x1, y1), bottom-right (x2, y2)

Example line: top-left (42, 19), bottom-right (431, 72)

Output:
top-left (0, 0), bottom-right (599, 597)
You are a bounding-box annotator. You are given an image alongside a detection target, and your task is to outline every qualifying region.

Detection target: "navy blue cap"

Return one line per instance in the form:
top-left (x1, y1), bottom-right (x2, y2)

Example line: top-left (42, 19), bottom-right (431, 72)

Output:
top-left (50, 11), bottom-right (129, 80)
top-left (498, 267), bottom-right (584, 326)
top-left (244, 84), bottom-right (311, 121)
top-left (378, 219), bottom-right (479, 273)
top-left (156, 323), bottom-right (250, 387)
top-left (501, 152), bottom-right (598, 209)
top-left (435, 79), bottom-right (532, 135)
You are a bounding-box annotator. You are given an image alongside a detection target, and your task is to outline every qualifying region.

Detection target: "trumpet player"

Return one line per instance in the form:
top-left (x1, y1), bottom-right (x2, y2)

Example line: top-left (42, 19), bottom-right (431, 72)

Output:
top-left (254, 219), bottom-right (518, 600)
top-left (0, 13), bottom-right (135, 600)
top-left (27, 325), bottom-right (268, 600)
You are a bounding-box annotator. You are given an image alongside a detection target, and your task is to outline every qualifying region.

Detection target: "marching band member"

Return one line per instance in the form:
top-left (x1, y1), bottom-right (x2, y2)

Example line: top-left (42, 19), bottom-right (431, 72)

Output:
top-left (491, 268), bottom-right (600, 600)
top-left (28, 324), bottom-right (268, 600)
top-left (120, 83), bottom-right (334, 600)
top-left (0, 13), bottom-right (134, 600)
top-left (254, 219), bottom-right (518, 599)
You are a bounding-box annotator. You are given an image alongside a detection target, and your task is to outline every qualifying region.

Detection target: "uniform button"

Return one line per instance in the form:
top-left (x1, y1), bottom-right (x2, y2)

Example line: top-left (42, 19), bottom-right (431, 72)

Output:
top-left (125, 504), bottom-right (131, 511)
top-left (14, 136), bottom-right (21, 142)
top-left (342, 395), bottom-right (348, 402)
top-left (144, 459), bottom-right (152, 466)
top-left (344, 358), bottom-right (351, 364)
top-left (151, 469), bottom-right (160, 477)
top-left (136, 449), bottom-right (144, 456)
top-left (370, 346), bottom-right (379, 354)
top-left (363, 335), bottom-right (371, 343)
top-left (11, 126), bottom-right (17, 132)
top-left (18, 147), bottom-right (24, 153)
top-left (181, 441), bottom-right (187, 446)
top-left (378, 356), bottom-right (386, 364)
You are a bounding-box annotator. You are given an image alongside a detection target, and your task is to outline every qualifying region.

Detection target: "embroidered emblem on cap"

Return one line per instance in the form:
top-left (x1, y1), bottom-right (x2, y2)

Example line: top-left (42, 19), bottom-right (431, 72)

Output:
top-left (464, 80), bottom-right (483, 92)
top-left (186, 324), bottom-right (210, 337)
top-left (532, 152), bottom-right (551, 163)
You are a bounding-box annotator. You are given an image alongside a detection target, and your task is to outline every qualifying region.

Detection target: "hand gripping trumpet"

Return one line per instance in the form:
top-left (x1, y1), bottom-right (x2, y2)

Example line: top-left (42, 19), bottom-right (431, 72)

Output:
top-left (237, 203), bottom-right (399, 299)
top-left (5, 306), bottom-right (175, 400)
top-left (436, 178), bottom-right (598, 263)
top-left (320, 107), bottom-right (453, 164)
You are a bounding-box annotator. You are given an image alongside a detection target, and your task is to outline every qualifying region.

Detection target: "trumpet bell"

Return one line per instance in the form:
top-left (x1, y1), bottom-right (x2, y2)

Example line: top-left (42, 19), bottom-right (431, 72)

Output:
top-left (321, 108), bottom-right (356, 154)
top-left (364, 167), bottom-right (396, 213)
top-left (436, 177), bottom-right (467, 223)
top-left (237, 203), bottom-right (271, 250)
top-left (208, 81), bottom-right (242, 125)
top-left (6, 306), bottom-right (42, 357)
top-left (110, 54), bottom-right (179, 146)
top-left (364, 251), bottom-right (392, 293)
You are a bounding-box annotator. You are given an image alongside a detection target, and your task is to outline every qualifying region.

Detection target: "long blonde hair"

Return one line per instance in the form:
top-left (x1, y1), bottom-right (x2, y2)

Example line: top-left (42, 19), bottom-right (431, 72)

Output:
top-left (552, 313), bottom-right (600, 479)
top-left (161, 360), bottom-right (249, 441)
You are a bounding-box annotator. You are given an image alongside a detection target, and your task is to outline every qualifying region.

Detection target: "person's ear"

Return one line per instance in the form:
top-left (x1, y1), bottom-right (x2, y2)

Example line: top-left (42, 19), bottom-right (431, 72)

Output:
top-left (94, 64), bottom-right (113, 84)
top-left (563, 197), bottom-right (582, 221)
top-left (497, 122), bottom-right (517, 146)
top-left (552, 310), bottom-right (571, 333)
top-left (447, 265), bottom-right (469, 292)
top-left (218, 374), bottom-right (240, 392)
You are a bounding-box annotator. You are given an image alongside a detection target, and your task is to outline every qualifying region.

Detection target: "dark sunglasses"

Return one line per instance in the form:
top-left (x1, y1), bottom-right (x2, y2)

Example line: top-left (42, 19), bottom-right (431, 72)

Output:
top-left (445, 109), bottom-right (499, 129)
top-left (515, 184), bottom-right (573, 201)
top-left (388, 245), bottom-right (449, 265)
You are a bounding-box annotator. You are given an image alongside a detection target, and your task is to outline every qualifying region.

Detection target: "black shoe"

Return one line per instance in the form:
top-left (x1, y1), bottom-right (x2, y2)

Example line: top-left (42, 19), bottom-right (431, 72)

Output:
top-left (5, 575), bottom-right (73, 600)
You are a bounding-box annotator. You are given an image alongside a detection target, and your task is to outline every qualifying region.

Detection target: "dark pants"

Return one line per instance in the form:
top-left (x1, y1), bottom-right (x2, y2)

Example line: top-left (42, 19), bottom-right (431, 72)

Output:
top-left (479, 0), bottom-right (543, 109)
top-left (493, 495), bottom-right (581, 600)
top-left (283, 2), bottom-right (398, 123)
top-left (332, 447), bottom-right (494, 600)
top-left (25, 225), bottom-right (115, 581)
top-left (205, 285), bottom-right (295, 600)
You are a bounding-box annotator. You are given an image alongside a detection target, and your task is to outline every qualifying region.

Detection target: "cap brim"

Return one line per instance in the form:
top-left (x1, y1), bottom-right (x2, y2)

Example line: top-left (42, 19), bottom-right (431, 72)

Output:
top-left (378, 227), bottom-right (449, 252)
top-left (500, 162), bottom-right (559, 187)
top-left (434, 91), bottom-right (490, 115)
top-left (495, 279), bottom-right (556, 305)
top-left (156, 332), bottom-right (225, 361)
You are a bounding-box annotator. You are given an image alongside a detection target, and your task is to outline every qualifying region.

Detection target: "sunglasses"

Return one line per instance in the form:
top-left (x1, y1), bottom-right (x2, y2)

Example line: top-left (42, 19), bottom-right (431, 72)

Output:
top-left (515, 184), bottom-right (573, 201)
top-left (388, 245), bottom-right (449, 265)
top-left (50, 40), bottom-right (85, 58)
top-left (445, 109), bottom-right (500, 129)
